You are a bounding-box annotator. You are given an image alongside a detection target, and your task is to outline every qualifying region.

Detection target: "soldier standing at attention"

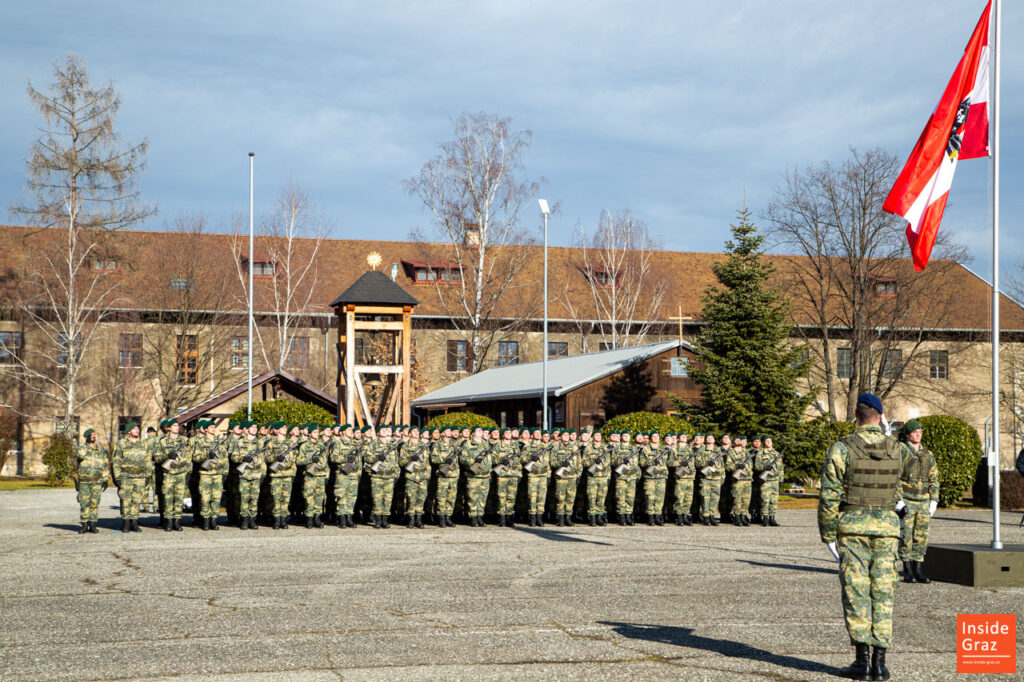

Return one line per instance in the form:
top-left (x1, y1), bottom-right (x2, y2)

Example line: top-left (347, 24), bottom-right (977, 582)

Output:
top-left (582, 429), bottom-right (607, 526)
top-left (193, 420), bottom-right (230, 531)
top-left (74, 428), bottom-right (107, 533)
top-left (142, 425), bottom-right (158, 513)
top-left (112, 422), bottom-right (151, 533)
top-left (400, 428), bottom-right (431, 528)
top-left (460, 426), bottom-right (492, 527)
top-left (613, 431), bottom-right (640, 526)
top-left (671, 433), bottom-right (697, 526)
top-left (297, 424), bottom-right (328, 529)
top-left (268, 423), bottom-right (300, 529)
top-left (524, 428), bottom-right (550, 527)
top-left (640, 431), bottom-right (669, 526)
top-left (697, 434), bottom-right (728, 526)
top-left (897, 420), bottom-right (939, 584)
top-left (329, 424), bottom-right (361, 528)
top-left (552, 429), bottom-right (582, 526)
top-left (366, 424), bottom-right (400, 528)
top-left (818, 393), bottom-right (901, 681)
top-left (155, 419), bottom-right (190, 531)
top-left (431, 426), bottom-right (460, 527)
top-left (231, 420), bottom-right (265, 530)
top-left (492, 428), bottom-right (522, 527)
top-left (755, 435), bottom-right (783, 527)
top-left (727, 435), bottom-right (754, 526)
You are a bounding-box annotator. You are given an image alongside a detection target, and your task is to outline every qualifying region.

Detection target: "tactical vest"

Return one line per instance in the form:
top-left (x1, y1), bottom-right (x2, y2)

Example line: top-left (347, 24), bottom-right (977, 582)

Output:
top-left (901, 445), bottom-right (933, 495)
top-left (842, 432), bottom-right (902, 510)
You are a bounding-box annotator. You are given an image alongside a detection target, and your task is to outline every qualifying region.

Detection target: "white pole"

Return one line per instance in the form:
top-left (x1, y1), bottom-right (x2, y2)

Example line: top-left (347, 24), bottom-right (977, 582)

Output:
top-left (247, 153), bottom-right (255, 420)
top-left (991, 0), bottom-right (1002, 550)
top-left (542, 209), bottom-right (549, 430)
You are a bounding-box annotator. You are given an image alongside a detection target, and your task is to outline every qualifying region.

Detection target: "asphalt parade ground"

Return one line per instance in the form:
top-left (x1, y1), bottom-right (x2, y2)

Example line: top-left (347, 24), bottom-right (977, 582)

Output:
top-left (1, 489), bottom-right (1022, 681)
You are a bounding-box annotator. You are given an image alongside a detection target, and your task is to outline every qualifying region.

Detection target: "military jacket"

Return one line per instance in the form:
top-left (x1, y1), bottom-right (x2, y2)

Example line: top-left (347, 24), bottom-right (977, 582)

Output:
top-left (365, 438), bottom-right (400, 478)
top-left (523, 442), bottom-right (551, 477)
top-left (640, 444), bottom-right (670, 479)
top-left (192, 434), bottom-right (230, 476)
top-left (267, 437), bottom-right (299, 478)
top-left (669, 444), bottom-right (697, 477)
top-left (431, 439), bottom-right (460, 478)
top-left (231, 437), bottom-right (267, 480)
top-left (330, 438), bottom-right (362, 478)
top-left (697, 446), bottom-right (726, 479)
top-left (490, 441), bottom-right (522, 478)
top-left (726, 447), bottom-right (754, 481)
top-left (899, 444), bottom-right (940, 501)
top-left (551, 442), bottom-right (582, 478)
top-left (754, 447), bottom-right (784, 482)
top-left (112, 437), bottom-right (153, 481)
top-left (297, 439), bottom-right (328, 478)
top-left (400, 440), bottom-right (432, 482)
top-left (459, 440), bottom-right (492, 478)
top-left (76, 443), bottom-right (109, 483)
top-left (157, 434), bottom-right (192, 475)
top-left (612, 442), bottom-right (641, 479)
top-left (582, 442), bottom-right (611, 479)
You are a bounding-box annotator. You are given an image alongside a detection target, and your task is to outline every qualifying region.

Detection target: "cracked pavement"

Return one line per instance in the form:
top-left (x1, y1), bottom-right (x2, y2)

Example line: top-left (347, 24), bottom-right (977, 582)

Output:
top-left (1, 489), bottom-right (1022, 680)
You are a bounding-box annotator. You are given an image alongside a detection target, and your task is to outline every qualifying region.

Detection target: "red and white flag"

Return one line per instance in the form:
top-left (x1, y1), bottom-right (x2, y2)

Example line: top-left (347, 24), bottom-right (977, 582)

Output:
top-left (884, 1), bottom-right (992, 271)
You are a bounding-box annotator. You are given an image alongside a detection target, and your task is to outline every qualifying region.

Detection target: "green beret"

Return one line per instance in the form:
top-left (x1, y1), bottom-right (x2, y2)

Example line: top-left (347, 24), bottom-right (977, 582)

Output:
top-left (83, 428), bottom-right (95, 441)
top-left (360, 425), bottom-right (372, 432)
top-left (228, 420), bottom-right (237, 429)
top-left (124, 421), bottom-right (139, 432)
top-left (166, 418), bottom-right (178, 427)
top-left (901, 419), bottom-right (922, 436)
top-left (340, 424), bottom-right (351, 430)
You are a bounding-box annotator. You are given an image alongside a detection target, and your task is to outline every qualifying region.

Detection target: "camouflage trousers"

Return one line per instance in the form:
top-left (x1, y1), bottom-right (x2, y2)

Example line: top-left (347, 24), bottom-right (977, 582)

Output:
top-left (333, 475), bottom-right (360, 515)
top-left (759, 480), bottom-right (780, 516)
top-left (197, 474), bottom-right (224, 519)
top-left (898, 499), bottom-right (932, 561)
top-left (672, 477), bottom-right (695, 515)
top-left (587, 476), bottom-right (610, 515)
top-left (435, 476), bottom-right (458, 515)
top-left (615, 477), bottom-right (637, 514)
top-left (495, 476), bottom-right (521, 514)
top-left (270, 476), bottom-right (294, 517)
top-left (643, 477), bottom-right (666, 515)
top-left (77, 481), bottom-right (103, 522)
top-left (526, 475), bottom-right (548, 515)
top-left (838, 534), bottom-right (898, 649)
top-left (731, 479), bottom-right (752, 516)
top-left (553, 476), bottom-right (578, 514)
top-left (700, 477), bottom-right (723, 518)
top-left (405, 478), bottom-right (429, 514)
top-left (238, 477), bottom-right (263, 518)
top-left (162, 472), bottom-right (188, 519)
top-left (118, 477), bottom-right (146, 520)
top-left (303, 475), bottom-right (327, 516)
top-left (371, 476), bottom-right (395, 516)
top-left (465, 476), bottom-right (490, 516)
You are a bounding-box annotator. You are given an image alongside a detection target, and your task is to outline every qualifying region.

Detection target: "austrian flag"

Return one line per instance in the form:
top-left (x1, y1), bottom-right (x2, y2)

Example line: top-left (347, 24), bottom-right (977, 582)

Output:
top-left (884, 1), bottom-right (992, 271)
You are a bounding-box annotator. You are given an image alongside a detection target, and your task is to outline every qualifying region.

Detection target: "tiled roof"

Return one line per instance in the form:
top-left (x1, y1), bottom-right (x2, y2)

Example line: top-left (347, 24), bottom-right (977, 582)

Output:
top-left (329, 270), bottom-right (419, 307)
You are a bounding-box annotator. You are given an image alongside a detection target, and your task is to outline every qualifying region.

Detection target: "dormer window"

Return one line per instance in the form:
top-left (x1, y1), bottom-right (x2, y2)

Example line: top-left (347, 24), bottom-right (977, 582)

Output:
top-left (581, 265), bottom-right (620, 289)
top-left (241, 255), bottom-right (276, 278)
top-left (90, 257), bottom-right (117, 272)
top-left (402, 259), bottom-right (462, 284)
top-left (874, 277), bottom-right (897, 297)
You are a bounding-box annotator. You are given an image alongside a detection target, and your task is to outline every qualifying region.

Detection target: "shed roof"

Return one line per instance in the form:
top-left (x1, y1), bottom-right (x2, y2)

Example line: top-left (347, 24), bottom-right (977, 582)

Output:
top-left (174, 370), bottom-right (337, 423)
top-left (329, 270), bottom-right (419, 308)
top-left (412, 340), bottom-right (686, 407)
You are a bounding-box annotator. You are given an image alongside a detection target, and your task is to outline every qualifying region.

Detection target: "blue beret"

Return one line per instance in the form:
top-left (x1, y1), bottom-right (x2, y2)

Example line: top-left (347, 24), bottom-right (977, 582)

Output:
top-left (857, 392), bottom-right (884, 415)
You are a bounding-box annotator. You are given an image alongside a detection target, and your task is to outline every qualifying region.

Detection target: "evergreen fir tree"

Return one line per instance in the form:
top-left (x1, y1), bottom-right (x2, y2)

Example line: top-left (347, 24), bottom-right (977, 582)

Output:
top-left (677, 208), bottom-right (813, 439)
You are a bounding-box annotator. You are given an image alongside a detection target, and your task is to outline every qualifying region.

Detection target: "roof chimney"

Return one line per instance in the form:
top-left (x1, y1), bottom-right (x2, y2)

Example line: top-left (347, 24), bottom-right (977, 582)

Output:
top-left (464, 222), bottom-right (481, 248)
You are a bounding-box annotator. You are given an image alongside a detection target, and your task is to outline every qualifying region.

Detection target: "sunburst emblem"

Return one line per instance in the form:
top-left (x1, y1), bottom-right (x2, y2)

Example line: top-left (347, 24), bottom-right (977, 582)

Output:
top-left (366, 252), bottom-right (383, 271)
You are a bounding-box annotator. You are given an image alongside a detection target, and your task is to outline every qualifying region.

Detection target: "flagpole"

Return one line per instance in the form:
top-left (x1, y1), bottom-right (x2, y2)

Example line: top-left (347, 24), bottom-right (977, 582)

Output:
top-left (991, 0), bottom-right (1002, 551)
top-left (247, 153), bottom-right (255, 421)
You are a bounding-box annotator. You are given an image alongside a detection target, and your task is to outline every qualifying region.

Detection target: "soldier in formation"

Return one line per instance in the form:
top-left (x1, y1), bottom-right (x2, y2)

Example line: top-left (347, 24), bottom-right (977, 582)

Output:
top-left (896, 419), bottom-right (939, 584)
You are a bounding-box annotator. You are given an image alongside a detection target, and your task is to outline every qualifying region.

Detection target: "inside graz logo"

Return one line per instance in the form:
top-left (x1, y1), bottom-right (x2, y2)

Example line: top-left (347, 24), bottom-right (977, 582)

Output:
top-left (946, 98), bottom-right (970, 160)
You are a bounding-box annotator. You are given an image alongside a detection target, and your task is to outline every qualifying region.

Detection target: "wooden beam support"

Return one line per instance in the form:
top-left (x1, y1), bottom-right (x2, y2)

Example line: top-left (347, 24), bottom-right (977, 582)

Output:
top-left (353, 371), bottom-right (376, 427)
top-left (345, 309), bottom-right (355, 425)
top-left (350, 305), bottom-right (405, 315)
top-left (355, 364), bottom-right (404, 374)
top-left (353, 320), bottom-right (405, 331)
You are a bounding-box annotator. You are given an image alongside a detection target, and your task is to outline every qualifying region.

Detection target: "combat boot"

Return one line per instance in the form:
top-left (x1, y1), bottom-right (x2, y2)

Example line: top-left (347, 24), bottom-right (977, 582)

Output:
top-left (307, 516), bottom-right (315, 529)
top-left (536, 514), bottom-right (544, 527)
top-left (164, 519), bottom-right (173, 532)
top-left (902, 561), bottom-right (916, 583)
top-left (647, 514), bottom-right (656, 526)
top-left (912, 561), bottom-right (930, 584)
top-left (627, 514), bottom-right (635, 526)
top-left (407, 514), bottom-right (416, 528)
top-left (201, 517), bottom-right (209, 531)
top-left (733, 514), bottom-right (743, 526)
top-left (870, 647), bottom-right (890, 681)
top-left (314, 515), bottom-right (323, 529)
top-left (78, 523), bottom-right (88, 534)
top-left (684, 514), bottom-right (693, 526)
top-left (121, 518), bottom-right (130, 532)
top-left (762, 515), bottom-right (770, 527)
top-left (371, 513), bottom-right (380, 528)
top-left (504, 514), bottom-right (512, 528)
top-left (381, 515), bottom-right (390, 528)
top-left (131, 519), bottom-right (142, 532)
top-left (599, 513), bottom-right (607, 526)
top-left (528, 513), bottom-right (537, 527)
top-left (478, 515), bottom-right (486, 527)
top-left (210, 518), bottom-right (219, 530)
top-left (769, 516), bottom-right (780, 526)
top-left (743, 514), bottom-right (751, 526)
top-left (675, 514), bottom-right (684, 526)
top-left (566, 514), bottom-right (574, 526)
top-left (556, 514), bottom-right (566, 527)
top-left (89, 521), bottom-right (99, 533)
top-left (496, 514), bottom-right (506, 527)
top-left (589, 514), bottom-right (597, 526)
top-left (655, 514), bottom-right (664, 526)
top-left (281, 516), bottom-right (290, 529)
top-left (841, 643), bottom-right (871, 681)
top-left (711, 516), bottom-right (720, 526)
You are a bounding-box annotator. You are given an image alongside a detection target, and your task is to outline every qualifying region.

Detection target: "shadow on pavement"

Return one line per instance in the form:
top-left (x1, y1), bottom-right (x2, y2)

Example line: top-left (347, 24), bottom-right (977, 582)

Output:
top-left (514, 527), bottom-right (613, 545)
top-left (737, 559), bottom-right (837, 575)
top-left (44, 517), bottom-right (128, 532)
top-left (600, 621), bottom-right (841, 676)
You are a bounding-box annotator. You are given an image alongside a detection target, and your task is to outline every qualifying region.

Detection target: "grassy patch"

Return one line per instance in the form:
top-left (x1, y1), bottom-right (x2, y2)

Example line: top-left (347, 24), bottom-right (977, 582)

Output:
top-left (0, 477), bottom-right (74, 490)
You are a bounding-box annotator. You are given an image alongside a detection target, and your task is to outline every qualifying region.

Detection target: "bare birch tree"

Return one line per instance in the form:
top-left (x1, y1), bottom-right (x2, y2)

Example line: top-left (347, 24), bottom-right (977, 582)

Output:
top-left (764, 147), bottom-right (972, 418)
top-left (7, 54), bottom-right (153, 431)
top-left (557, 210), bottom-right (668, 352)
top-left (232, 182), bottom-right (326, 375)
top-left (405, 112), bottom-right (541, 373)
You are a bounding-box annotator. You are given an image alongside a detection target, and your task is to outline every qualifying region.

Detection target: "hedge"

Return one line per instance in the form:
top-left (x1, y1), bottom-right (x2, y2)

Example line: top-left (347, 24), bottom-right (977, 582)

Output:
top-left (777, 416), bottom-right (856, 482)
top-left (228, 399), bottom-right (334, 428)
top-left (918, 414), bottom-right (982, 508)
top-left (424, 411), bottom-right (498, 431)
top-left (600, 411), bottom-right (695, 439)
top-left (42, 434), bottom-right (77, 486)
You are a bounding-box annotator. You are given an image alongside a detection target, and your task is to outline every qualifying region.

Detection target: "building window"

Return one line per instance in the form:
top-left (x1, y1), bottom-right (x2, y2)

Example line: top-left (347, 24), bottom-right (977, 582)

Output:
top-left (669, 356), bottom-right (689, 377)
top-left (57, 333), bottom-right (81, 366)
top-left (118, 333), bottom-right (142, 368)
top-left (548, 342), bottom-right (568, 358)
top-left (170, 278), bottom-right (193, 291)
top-left (929, 349), bottom-right (949, 380)
top-left (287, 336), bottom-right (310, 369)
top-left (117, 415), bottom-right (141, 437)
top-left (497, 341), bottom-right (519, 366)
top-left (54, 417), bottom-right (80, 439)
top-left (244, 257), bottom-right (276, 278)
top-left (0, 331), bottom-right (23, 364)
top-left (584, 267), bottom-right (619, 289)
top-left (231, 337), bottom-right (249, 369)
top-left (414, 266), bottom-right (462, 284)
top-left (176, 334), bottom-right (198, 386)
top-left (447, 339), bottom-right (470, 372)
top-left (837, 348), bottom-right (852, 379)
top-left (875, 279), bottom-right (898, 296)
top-left (598, 342), bottom-right (615, 351)
top-left (90, 258), bottom-right (117, 272)
top-left (880, 349), bottom-right (902, 380)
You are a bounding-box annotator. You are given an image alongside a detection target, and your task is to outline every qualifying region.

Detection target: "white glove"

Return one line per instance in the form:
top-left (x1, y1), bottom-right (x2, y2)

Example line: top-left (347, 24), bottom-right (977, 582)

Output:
top-left (881, 416), bottom-right (891, 436)
top-left (895, 500), bottom-right (905, 513)
top-left (929, 500), bottom-right (938, 516)
top-left (827, 541), bottom-right (840, 562)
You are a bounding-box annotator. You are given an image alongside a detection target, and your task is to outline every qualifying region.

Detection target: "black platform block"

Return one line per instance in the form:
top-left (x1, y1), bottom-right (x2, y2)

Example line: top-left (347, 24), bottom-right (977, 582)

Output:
top-left (923, 544), bottom-right (1024, 587)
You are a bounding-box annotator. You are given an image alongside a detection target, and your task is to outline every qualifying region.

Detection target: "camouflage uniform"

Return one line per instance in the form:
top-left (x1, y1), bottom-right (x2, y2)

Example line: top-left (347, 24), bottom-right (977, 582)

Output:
top-left (670, 442), bottom-right (697, 524)
top-left (552, 440), bottom-right (582, 524)
top-left (491, 439), bottom-right (523, 523)
top-left (231, 435), bottom-right (267, 525)
top-left (296, 438), bottom-right (328, 524)
top-left (640, 442), bottom-right (669, 523)
top-left (155, 435), bottom-right (192, 524)
top-left (697, 444), bottom-right (726, 523)
top-left (112, 436), bottom-right (152, 523)
top-left (400, 438), bottom-right (431, 526)
top-left (192, 434), bottom-right (230, 525)
top-left (818, 424), bottom-right (902, 650)
top-left (330, 437), bottom-right (363, 524)
top-left (726, 445), bottom-right (754, 524)
top-left (75, 441), bottom-right (109, 526)
top-left (365, 438), bottom-right (400, 525)
top-left (268, 438), bottom-right (299, 524)
top-left (430, 438), bottom-right (460, 525)
top-left (583, 441), bottom-right (611, 523)
top-left (524, 439), bottom-right (551, 524)
top-left (755, 446), bottom-right (784, 522)
top-left (613, 440), bottom-right (641, 523)
top-left (898, 444), bottom-right (939, 562)
top-left (460, 439), bottom-right (492, 524)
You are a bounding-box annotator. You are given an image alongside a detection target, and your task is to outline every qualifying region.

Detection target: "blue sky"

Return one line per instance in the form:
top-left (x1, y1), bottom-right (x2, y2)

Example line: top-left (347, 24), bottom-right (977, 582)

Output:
top-left (0, 1), bottom-right (1019, 283)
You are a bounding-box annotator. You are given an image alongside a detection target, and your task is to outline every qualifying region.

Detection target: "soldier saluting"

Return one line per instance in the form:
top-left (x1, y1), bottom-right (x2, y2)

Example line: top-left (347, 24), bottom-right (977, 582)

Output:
top-left (897, 419), bottom-right (939, 584)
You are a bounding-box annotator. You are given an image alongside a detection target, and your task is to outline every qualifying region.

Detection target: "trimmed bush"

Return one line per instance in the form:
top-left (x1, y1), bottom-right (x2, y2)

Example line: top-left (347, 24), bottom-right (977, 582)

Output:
top-left (600, 411), bottom-right (695, 439)
top-left (42, 434), bottom-right (76, 486)
top-left (229, 399), bottom-right (334, 428)
top-left (424, 411), bottom-right (498, 431)
top-left (778, 416), bottom-right (856, 483)
top-left (919, 415), bottom-right (982, 507)
top-left (1000, 470), bottom-right (1024, 510)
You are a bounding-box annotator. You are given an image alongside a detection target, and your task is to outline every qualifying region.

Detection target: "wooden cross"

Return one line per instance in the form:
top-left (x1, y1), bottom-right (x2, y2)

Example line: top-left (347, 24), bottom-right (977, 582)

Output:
top-left (668, 305), bottom-right (693, 346)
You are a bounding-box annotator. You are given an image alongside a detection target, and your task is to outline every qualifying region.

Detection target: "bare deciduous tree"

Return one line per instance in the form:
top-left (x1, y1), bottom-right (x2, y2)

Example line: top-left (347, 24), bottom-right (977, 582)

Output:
top-left (557, 210), bottom-right (668, 352)
top-left (405, 112), bottom-right (541, 373)
top-left (764, 147), bottom-right (972, 418)
top-left (7, 54), bottom-right (154, 431)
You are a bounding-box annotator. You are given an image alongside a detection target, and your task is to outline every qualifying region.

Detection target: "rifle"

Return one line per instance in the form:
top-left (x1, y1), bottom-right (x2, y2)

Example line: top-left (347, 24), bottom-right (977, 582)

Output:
top-left (587, 448), bottom-right (607, 476)
top-left (370, 440), bottom-right (401, 474)
top-left (614, 445), bottom-right (642, 475)
top-left (199, 438), bottom-right (228, 472)
top-left (160, 438), bottom-right (190, 472)
top-left (673, 448), bottom-right (696, 478)
top-left (758, 452), bottom-right (782, 481)
top-left (235, 440), bottom-right (270, 474)
top-left (268, 440), bottom-right (303, 473)
top-left (700, 449), bottom-right (724, 477)
top-left (644, 448), bottom-right (668, 476)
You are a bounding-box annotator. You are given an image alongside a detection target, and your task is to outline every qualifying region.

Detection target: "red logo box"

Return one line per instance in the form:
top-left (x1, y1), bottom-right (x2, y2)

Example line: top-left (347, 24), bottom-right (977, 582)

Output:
top-left (957, 614), bottom-right (1016, 674)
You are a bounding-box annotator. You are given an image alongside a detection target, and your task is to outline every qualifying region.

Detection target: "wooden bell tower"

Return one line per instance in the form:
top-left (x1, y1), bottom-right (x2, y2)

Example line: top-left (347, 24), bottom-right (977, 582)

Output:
top-left (330, 254), bottom-right (419, 427)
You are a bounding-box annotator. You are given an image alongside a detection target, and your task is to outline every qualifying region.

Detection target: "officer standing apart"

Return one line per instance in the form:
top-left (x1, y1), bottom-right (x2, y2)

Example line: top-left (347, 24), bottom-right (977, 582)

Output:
top-left (818, 393), bottom-right (901, 681)
top-left (74, 428), bottom-right (108, 533)
top-left (897, 419), bottom-right (939, 584)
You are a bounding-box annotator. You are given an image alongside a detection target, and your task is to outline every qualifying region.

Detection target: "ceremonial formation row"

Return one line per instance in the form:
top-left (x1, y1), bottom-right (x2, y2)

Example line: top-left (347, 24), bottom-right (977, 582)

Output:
top-left (71, 420), bottom-right (785, 532)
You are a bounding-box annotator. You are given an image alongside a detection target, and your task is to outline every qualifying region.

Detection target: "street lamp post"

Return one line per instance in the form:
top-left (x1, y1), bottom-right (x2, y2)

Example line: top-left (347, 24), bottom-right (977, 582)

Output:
top-left (247, 153), bottom-right (254, 419)
top-left (539, 199), bottom-right (550, 430)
